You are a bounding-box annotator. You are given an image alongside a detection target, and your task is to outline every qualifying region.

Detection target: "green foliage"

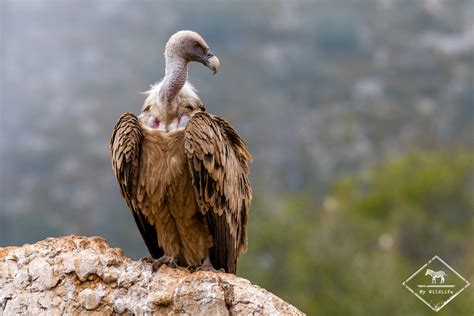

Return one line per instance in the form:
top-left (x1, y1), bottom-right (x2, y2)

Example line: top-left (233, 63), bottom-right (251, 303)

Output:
top-left (239, 149), bottom-right (474, 315)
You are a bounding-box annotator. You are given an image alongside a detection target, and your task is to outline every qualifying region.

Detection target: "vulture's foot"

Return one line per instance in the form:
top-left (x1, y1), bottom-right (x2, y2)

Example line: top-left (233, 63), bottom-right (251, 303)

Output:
top-left (183, 265), bottom-right (195, 273)
top-left (196, 256), bottom-right (225, 273)
top-left (195, 263), bottom-right (224, 273)
top-left (140, 257), bottom-right (155, 264)
top-left (152, 255), bottom-right (178, 271)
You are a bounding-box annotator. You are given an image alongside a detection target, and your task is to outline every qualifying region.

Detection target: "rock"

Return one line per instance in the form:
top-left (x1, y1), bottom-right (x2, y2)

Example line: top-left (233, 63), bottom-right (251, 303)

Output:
top-left (28, 257), bottom-right (59, 291)
top-left (0, 235), bottom-right (304, 315)
top-left (79, 288), bottom-right (103, 310)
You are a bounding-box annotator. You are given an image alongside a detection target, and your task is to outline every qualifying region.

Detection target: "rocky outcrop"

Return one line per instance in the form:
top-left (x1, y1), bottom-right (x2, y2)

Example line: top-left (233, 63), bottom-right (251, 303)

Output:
top-left (0, 235), bottom-right (303, 315)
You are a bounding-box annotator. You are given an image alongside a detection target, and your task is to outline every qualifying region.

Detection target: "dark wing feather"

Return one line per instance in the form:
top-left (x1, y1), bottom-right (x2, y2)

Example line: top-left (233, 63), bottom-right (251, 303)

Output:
top-left (110, 112), bottom-right (164, 259)
top-left (131, 210), bottom-right (163, 258)
top-left (184, 112), bottom-right (252, 273)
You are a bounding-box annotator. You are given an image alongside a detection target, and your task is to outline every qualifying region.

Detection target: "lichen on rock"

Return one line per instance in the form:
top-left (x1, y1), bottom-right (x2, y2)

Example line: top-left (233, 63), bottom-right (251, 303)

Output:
top-left (0, 235), bottom-right (304, 315)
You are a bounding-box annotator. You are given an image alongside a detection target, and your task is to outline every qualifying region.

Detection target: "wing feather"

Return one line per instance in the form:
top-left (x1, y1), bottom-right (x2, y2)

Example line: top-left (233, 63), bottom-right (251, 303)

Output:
top-left (184, 112), bottom-right (252, 273)
top-left (110, 112), bottom-right (164, 259)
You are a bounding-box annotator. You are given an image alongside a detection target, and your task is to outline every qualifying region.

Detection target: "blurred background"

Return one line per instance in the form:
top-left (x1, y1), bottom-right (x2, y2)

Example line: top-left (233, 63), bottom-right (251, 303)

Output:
top-left (1, 0), bottom-right (473, 314)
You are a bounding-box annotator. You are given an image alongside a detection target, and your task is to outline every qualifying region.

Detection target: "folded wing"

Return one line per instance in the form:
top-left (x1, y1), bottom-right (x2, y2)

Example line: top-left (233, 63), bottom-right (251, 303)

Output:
top-left (110, 112), bottom-right (164, 259)
top-left (184, 112), bottom-right (252, 273)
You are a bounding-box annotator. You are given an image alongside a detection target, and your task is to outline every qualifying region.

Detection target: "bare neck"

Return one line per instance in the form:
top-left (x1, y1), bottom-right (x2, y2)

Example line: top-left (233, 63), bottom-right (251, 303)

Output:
top-left (159, 55), bottom-right (188, 105)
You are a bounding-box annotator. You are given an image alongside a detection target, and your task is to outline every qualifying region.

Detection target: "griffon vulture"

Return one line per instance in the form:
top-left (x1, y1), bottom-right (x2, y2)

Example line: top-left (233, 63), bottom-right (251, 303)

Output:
top-left (110, 31), bottom-right (251, 274)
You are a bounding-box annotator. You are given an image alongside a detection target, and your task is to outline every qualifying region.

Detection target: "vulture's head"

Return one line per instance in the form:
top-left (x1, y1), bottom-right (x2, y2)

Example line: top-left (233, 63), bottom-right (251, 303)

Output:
top-left (139, 31), bottom-right (217, 132)
top-left (165, 30), bottom-right (220, 74)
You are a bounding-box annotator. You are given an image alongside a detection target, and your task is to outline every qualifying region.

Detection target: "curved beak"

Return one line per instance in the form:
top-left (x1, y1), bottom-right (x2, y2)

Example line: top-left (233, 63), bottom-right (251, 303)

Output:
top-left (203, 50), bottom-right (220, 75)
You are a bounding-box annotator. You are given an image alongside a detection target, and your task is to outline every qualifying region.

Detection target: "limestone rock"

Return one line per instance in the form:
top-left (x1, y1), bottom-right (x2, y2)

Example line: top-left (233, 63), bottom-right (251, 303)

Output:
top-left (0, 235), bottom-right (304, 315)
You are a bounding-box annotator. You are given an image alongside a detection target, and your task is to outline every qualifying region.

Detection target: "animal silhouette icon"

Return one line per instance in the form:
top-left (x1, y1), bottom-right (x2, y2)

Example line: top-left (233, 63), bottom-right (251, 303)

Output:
top-left (425, 269), bottom-right (447, 284)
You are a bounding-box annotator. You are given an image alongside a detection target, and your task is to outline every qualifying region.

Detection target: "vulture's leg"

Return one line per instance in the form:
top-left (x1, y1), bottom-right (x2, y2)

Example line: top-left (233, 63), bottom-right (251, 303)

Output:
top-left (152, 255), bottom-right (179, 271)
top-left (196, 255), bottom-right (224, 273)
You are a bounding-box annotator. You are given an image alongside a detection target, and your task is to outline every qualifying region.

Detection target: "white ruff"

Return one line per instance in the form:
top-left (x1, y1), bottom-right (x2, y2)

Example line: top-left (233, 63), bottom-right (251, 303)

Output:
top-left (144, 80), bottom-right (200, 106)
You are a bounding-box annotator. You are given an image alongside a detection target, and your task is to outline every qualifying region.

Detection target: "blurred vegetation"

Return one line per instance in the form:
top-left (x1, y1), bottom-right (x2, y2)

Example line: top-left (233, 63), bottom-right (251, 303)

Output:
top-left (239, 149), bottom-right (474, 314)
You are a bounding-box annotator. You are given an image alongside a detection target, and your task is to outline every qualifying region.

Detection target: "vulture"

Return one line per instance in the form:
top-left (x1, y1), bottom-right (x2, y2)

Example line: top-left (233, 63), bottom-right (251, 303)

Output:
top-left (110, 31), bottom-right (251, 274)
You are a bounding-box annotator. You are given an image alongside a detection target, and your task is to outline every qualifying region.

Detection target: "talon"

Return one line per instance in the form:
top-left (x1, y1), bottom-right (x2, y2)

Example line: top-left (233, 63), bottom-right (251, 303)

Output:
top-left (152, 261), bottom-right (162, 272)
top-left (196, 263), bottom-right (220, 273)
top-left (196, 255), bottom-right (222, 273)
top-left (168, 260), bottom-right (179, 269)
top-left (140, 257), bottom-right (155, 264)
top-left (151, 255), bottom-right (178, 271)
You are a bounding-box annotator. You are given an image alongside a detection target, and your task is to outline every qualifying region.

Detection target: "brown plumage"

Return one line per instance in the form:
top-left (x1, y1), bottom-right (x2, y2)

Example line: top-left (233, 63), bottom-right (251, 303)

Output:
top-left (110, 31), bottom-right (251, 274)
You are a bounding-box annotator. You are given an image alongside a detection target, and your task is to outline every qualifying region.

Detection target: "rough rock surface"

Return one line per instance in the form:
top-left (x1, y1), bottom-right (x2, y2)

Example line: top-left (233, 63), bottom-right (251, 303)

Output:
top-left (0, 235), bottom-right (304, 315)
